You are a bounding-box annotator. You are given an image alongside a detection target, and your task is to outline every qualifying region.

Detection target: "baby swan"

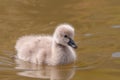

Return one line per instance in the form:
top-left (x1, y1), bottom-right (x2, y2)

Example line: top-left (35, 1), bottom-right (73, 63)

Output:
top-left (15, 24), bottom-right (77, 65)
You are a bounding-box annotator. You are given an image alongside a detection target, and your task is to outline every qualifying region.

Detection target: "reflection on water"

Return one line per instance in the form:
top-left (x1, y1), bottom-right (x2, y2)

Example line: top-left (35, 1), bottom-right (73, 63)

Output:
top-left (112, 25), bottom-right (120, 28)
top-left (112, 52), bottom-right (120, 58)
top-left (0, 0), bottom-right (120, 80)
top-left (15, 59), bottom-right (75, 80)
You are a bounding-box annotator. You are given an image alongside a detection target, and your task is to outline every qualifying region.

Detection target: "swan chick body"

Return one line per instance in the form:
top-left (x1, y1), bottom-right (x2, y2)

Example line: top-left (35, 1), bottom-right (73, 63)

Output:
top-left (15, 24), bottom-right (77, 65)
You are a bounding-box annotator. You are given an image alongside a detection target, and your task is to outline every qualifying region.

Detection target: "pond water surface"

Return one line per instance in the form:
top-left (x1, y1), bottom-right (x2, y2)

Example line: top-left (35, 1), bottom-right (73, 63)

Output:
top-left (0, 0), bottom-right (120, 80)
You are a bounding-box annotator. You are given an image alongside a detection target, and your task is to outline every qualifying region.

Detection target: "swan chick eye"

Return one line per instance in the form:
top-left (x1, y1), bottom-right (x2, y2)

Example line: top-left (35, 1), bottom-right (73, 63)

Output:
top-left (64, 35), bottom-right (68, 38)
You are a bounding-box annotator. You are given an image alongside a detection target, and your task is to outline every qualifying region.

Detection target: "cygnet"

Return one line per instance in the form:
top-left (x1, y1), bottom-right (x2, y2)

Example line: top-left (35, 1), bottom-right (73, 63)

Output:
top-left (15, 24), bottom-right (77, 65)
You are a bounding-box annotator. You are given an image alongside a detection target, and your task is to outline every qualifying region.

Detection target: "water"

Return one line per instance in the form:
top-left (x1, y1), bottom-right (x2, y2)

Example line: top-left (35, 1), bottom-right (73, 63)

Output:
top-left (0, 0), bottom-right (120, 80)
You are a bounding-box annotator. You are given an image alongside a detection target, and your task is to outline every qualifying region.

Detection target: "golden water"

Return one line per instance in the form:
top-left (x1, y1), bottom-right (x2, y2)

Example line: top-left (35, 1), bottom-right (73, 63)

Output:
top-left (0, 0), bottom-right (120, 80)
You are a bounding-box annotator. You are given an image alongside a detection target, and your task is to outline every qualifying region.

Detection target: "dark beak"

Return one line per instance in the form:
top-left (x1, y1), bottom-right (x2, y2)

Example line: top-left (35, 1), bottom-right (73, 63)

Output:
top-left (68, 38), bottom-right (77, 49)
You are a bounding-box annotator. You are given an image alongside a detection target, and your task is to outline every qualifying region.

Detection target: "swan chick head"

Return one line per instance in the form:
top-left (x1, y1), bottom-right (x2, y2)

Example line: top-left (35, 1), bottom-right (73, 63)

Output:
top-left (53, 24), bottom-right (77, 49)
